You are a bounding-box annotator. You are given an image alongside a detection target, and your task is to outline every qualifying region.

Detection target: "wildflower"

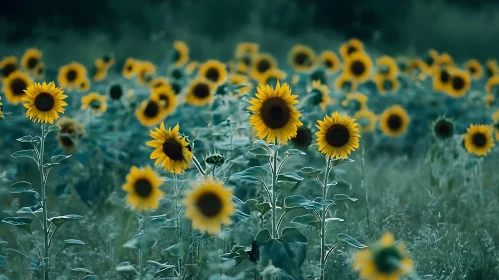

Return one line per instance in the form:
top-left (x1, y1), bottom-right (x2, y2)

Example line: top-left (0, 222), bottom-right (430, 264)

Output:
top-left (379, 105), bottom-right (410, 137)
top-left (316, 112), bottom-right (360, 158)
top-left (23, 82), bottom-right (67, 124)
top-left (122, 166), bottom-right (164, 211)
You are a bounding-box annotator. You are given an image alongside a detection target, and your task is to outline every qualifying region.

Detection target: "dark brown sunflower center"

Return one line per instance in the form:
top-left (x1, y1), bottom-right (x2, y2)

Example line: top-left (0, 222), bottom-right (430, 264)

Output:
top-left (27, 58), bottom-right (39, 69)
top-left (451, 76), bottom-right (465, 91)
top-left (387, 115), bottom-right (402, 131)
top-left (196, 192), bottom-right (223, 217)
top-left (435, 121), bottom-right (453, 138)
top-left (61, 124), bottom-right (75, 134)
top-left (144, 101), bottom-right (160, 118)
top-left (103, 56), bottom-right (111, 63)
top-left (260, 97), bottom-right (291, 129)
top-left (440, 70), bottom-right (450, 83)
top-left (134, 178), bottom-right (153, 198)
top-left (205, 68), bottom-right (220, 82)
top-left (347, 46), bottom-right (357, 55)
top-left (109, 84), bottom-right (123, 100)
top-left (38, 66), bottom-right (44, 75)
top-left (472, 133), bottom-right (487, 147)
top-left (90, 99), bottom-right (102, 109)
top-left (257, 60), bottom-right (271, 73)
top-left (294, 52), bottom-right (310, 66)
top-left (469, 66), bottom-right (477, 74)
top-left (350, 60), bottom-right (366, 77)
top-left (11, 78), bottom-right (28, 96)
top-left (241, 56), bottom-right (251, 66)
top-left (291, 126), bottom-right (312, 148)
top-left (326, 124), bottom-right (350, 147)
top-left (373, 247), bottom-right (403, 274)
top-left (193, 83), bottom-right (210, 99)
top-left (127, 64), bottom-right (133, 72)
top-left (66, 69), bottom-right (77, 82)
top-left (324, 59), bottom-right (333, 68)
top-left (3, 63), bottom-right (16, 77)
top-left (34, 92), bottom-right (55, 112)
top-left (162, 138), bottom-right (184, 160)
top-left (59, 136), bottom-right (74, 148)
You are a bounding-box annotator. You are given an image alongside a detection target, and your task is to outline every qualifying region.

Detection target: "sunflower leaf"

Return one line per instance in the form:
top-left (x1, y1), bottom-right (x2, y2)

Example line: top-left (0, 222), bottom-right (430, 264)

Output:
top-left (284, 195), bottom-right (322, 211)
top-left (46, 125), bottom-right (60, 133)
top-left (16, 135), bottom-right (40, 144)
top-left (116, 261), bottom-right (135, 272)
top-left (83, 275), bottom-right (98, 280)
top-left (163, 242), bottom-right (188, 258)
top-left (285, 149), bottom-right (306, 156)
top-left (71, 267), bottom-right (94, 274)
top-left (277, 172), bottom-right (304, 182)
top-left (279, 227), bottom-right (307, 244)
top-left (230, 166), bottom-right (268, 183)
top-left (333, 194), bottom-right (358, 202)
top-left (51, 155), bottom-right (71, 164)
top-left (291, 214), bottom-right (320, 227)
top-left (10, 181), bottom-right (32, 193)
top-left (48, 214), bottom-right (83, 227)
top-left (11, 149), bottom-right (36, 160)
top-left (2, 217), bottom-right (33, 232)
top-left (0, 255), bottom-right (7, 268)
top-left (255, 229), bottom-right (272, 243)
top-left (296, 167), bottom-right (323, 177)
top-left (336, 233), bottom-right (366, 249)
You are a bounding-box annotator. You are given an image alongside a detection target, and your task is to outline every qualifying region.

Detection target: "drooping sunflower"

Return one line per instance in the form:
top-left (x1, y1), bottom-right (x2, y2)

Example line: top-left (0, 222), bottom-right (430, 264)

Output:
top-left (108, 83), bottom-right (124, 101)
top-left (432, 67), bottom-right (451, 93)
top-left (0, 56), bottom-right (18, 79)
top-left (446, 69), bottom-right (470, 98)
top-left (122, 166), bottom-right (164, 211)
top-left (288, 44), bottom-right (317, 72)
top-left (334, 73), bottom-right (357, 92)
top-left (353, 233), bottom-right (413, 280)
top-left (354, 109), bottom-right (377, 133)
top-left (146, 123), bottom-right (193, 174)
top-left (485, 75), bottom-right (499, 96)
top-left (77, 77), bottom-right (91, 93)
top-left (306, 80), bottom-right (330, 111)
top-left (136, 61), bottom-right (156, 85)
top-left (21, 48), bottom-right (42, 72)
top-left (248, 82), bottom-right (302, 144)
top-left (251, 53), bottom-right (278, 80)
top-left (320, 50), bottom-right (341, 73)
top-left (57, 62), bottom-right (87, 91)
top-left (81, 92), bottom-right (107, 115)
top-left (22, 82), bottom-right (67, 124)
top-left (379, 105), bottom-right (410, 137)
top-left (290, 125), bottom-right (313, 150)
top-left (3, 71), bottom-right (33, 104)
top-left (122, 58), bottom-right (138, 79)
top-left (150, 86), bottom-right (177, 115)
top-left (258, 68), bottom-right (287, 86)
top-left (431, 116), bottom-right (454, 140)
top-left (229, 74), bottom-right (252, 95)
top-left (344, 52), bottom-right (373, 83)
top-left (135, 97), bottom-right (167, 127)
top-left (464, 59), bottom-right (483, 80)
top-left (492, 110), bottom-right (499, 140)
top-left (341, 92), bottom-right (368, 113)
top-left (486, 59), bottom-right (499, 78)
top-left (199, 60), bottom-right (227, 84)
top-left (172, 40), bottom-right (189, 66)
top-left (463, 124), bottom-right (495, 156)
top-left (183, 179), bottom-right (234, 235)
top-left (315, 112), bottom-right (360, 158)
top-left (376, 56), bottom-right (399, 77)
top-left (373, 74), bottom-right (399, 95)
top-left (339, 38), bottom-right (364, 60)
top-left (56, 117), bottom-right (85, 152)
top-left (235, 42), bottom-right (259, 58)
top-left (185, 78), bottom-right (216, 106)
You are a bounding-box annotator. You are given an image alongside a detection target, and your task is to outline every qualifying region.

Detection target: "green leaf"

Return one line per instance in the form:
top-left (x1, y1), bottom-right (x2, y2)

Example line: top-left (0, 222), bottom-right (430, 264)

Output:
top-left (11, 149), bottom-right (36, 160)
top-left (284, 195), bottom-right (322, 211)
top-left (277, 180), bottom-right (297, 189)
top-left (62, 239), bottom-right (85, 250)
top-left (278, 172), bottom-right (304, 182)
top-left (336, 233), bottom-right (367, 249)
top-left (16, 135), bottom-right (40, 144)
top-left (163, 242), bottom-right (188, 258)
top-left (219, 252), bottom-right (239, 260)
top-left (260, 237), bottom-right (307, 279)
top-left (184, 264), bottom-right (200, 278)
top-left (255, 229), bottom-right (272, 243)
top-left (248, 146), bottom-right (272, 157)
top-left (16, 205), bottom-right (42, 215)
top-left (48, 214), bottom-right (83, 227)
top-left (2, 217), bottom-right (33, 231)
top-left (334, 194), bottom-right (358, 202)
top-left (0, 255), bottom-right (7, 268)
top-left (285, 149), bottom-right (306, 156)
top-left (27, 258), bottom-right (41, 271)
top-left (71, 267), bottom-right (94, 274)
top-left (230, 166), bottom-right (268, 183)
top-left (325, 218), bottom-right (344, 223)
top-left (46, 125), bottom-right (60, 133)
top-left (296, 167), bottom-right (323, 177)
top-left (10, 181), bottom-right (32, 193)
top-left (0, 241), bottom-right (8, 247)
top-left (116, 261), bottom-right (135, 272)
top-left (147, 260), bottom-right (176, 274)
top-left (291, 214), bottom-right (319, 226)
top-left (51, 155), bottom-right (71, 164)
top-left (279, 227), bottom-right (307, 244)
top-left (245, 199), bottom-right (271, 215)
top-left (83, 275), bottom-right (98, 280)
top-left (123, 232), bottom-right (155, 250)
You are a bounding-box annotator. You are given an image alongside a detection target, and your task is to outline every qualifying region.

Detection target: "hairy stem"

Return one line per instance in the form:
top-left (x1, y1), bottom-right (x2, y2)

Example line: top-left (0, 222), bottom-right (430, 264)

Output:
top-left (271, 141), bottom-right (279, 238)
top-left (320, 156), bottom-right (332, 280)
top-left (39, 123), bottom-right (50, 280)
top-left (361, 147), bottom-right (370, 230)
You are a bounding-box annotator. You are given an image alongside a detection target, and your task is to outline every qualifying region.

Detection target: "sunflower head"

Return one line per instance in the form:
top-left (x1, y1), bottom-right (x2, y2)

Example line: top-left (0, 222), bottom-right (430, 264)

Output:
top-left (431, 116), bottom-right (454, 140)
top-left (432, 67), bottom-right (451, 92)
top-left (146, 123), bottom-right (193, 174)
top-left (199, 60), bottom-right (227, 84)
top-left (486, 59), bottom-right (499, 78)
top-left (353, 233), bottom-right (413, 280)
top-left (22, 82), bottom-right (67, 124)
top-left (235, 42), bottom-right (259, 58)
top-left (248, 82), bottom-right (302, 144)
top-left (464, 59), bottom-right (483, 80)
top-left (341, 93), bottom-right (368, 114)
top-left (374, 74), bottom-right (399, 95)
top-left (150, 86), bottom-right (177, 115)
top-left (258, 68), bottom-right (287, 87)
top-left (185, 78), bottom-right (216, 106)
top-left (306, 80), bottom-right (329, 110)
top-left (183, 179), bottom-right (234, 235)
top-left (172, 40), bottom-right (190, 66)
top-left (122, 58), bottom-right (138, 79)
top-left (446, 69), bottom-right (470, 98)
top-left (3, 71), bottom-right (33, 104)
top-left (57, 62), bottom-right (87, 91)
top-left (334, 73), bottom-right (356, 93)
top-left (344, 52), bottom-right (373, 83)
top-left (379, 105), bottom-right (410, 137)
top-left (21, 48), bottom-right (42, 72)
top-left (251, 53), bottom-right (278, 79)
top-left (485, 76), bottom-right (499, 97)
top-left (136, 61), bottom-right (156, 85)
top-left (316, 112), bottom-right (360, 158)
top-left (135, 97), bottom-right (167, 127)
top-left (77, 78), bottom-right (91, 93)
top-left (122, 166), bottom-right (164, 211)
top-left (290, 125), bottom-right (313, 150)
top-left (205, 151), bottom-right (225, 166)
top-left (463, 124), bottom-right (495, 156)
top-left (0, 56), bottom-right (18, 79)
top-left (354, 109), bottom-right (377, 133)
top-left (56, 117), bottom-right (85, 151)
top-left (376, 56), bottom-right (399, 77)
top-left (81, 92), bottom-right (107, 115)
top-left (289, 44), bottom-right (317, 72)
top-left (320, 50), bottom-right (341, 73)
top-left (339, 38), bottom-right (364, 59)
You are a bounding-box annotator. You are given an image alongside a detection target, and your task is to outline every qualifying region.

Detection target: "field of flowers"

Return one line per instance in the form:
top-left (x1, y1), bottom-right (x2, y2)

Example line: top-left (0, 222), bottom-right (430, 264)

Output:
top-left (0, 32), bottom-right (498, 280)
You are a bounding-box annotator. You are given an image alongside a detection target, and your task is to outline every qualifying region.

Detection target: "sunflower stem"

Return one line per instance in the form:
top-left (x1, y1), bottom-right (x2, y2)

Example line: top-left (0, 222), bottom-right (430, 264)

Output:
top-left (271, 140), bottom-right (279, 238)
top-left (192, 156), bottom-right (207, 176)
top-left (320, 156), bottom-right (332, 280)
top-left (39, 123), bottom-right (50, 280)
top-left (138, 213), bottom-right (144, 280)
top-left (361, 146), bottom-right (370, 231)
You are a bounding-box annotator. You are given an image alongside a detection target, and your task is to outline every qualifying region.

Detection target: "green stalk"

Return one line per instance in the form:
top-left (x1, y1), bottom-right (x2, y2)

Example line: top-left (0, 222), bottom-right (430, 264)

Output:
top-left (271, 141), bottom-right (279, 238)
top-left (320, 156), bottom-right (332, 280)
top-left (138, 214), bottom-right (144, 280)
top-left (39, 123), bottom-right (49, 280)
top-left (361, 147), bottom-right (370, 230)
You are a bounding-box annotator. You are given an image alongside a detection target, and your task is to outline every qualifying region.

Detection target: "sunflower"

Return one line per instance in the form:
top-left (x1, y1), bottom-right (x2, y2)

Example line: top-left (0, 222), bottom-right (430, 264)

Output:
top-left (56, 117), bottom-right (85, 151)
top-left (136, 61), bottom-right (156, 85)
top-left (379, 105), bottom-right (410, 137)
top-left (376, 56), bottom-right (399, 77)
top-left (136, 97), bottom-right (167, 127)
top-left (183, 179), bottom-right (234, 235)
top-left (258, 68), bottom-right (287, 86)
top-left (424, 49), bottom-right (439, 67)
top-left (150, 86), bottom-right (177, 115)
top-left (432, 67), bottom-right (451, 93)
top-left (108, 83), bottom-right (124, 101)
top-left (290, 125), bottom-right (313, 150)
top-left (485, 75), bottom-right (499, 96)
top-left (406, 59), bottom-right (429, 76)
top-left (0, 96), bottom-right (4, 119)
top-left (463, 124), bottom-right (495, 156)
top-left (22, 82), bottom-right (67, 124)
top-left (93, 66), bottom-right (108, 82)
top-left (248, 82), bottom-right (302, 144)
top-left (306, 80), bottom-right (329, 111)
top-left (0, 56), bottom-right (18, 79)
top-left (334, 73), bottom-right (357, 92)
top-left (344, 52), bottom-right (373, 83)
top-left (320, 51), bottom-right (341, 73)
top-left (229, 74), bottom-right (252, 95)
top-left (291, 75), bottom-right (300, 86)
top-left (77, 78), bottom-right (91, 93)
top-left (341, 93), bottom-right (368, 113)
top-left (122, 166), bottom-right (164, 211)
top-left (434, 52), bottom-right (454, 70)
top-left (339, 38), bottom-right (364, 60)
top-left (464, 59), bottom-right (483, 80)
top-left (353, 233), bottom-right (413, 280)
top-left (373, 74), bottom-right (399, 95)
top-left (492, 110), bottom-right (499, 140)
top-left (21, 48), bottom-right (42, 72)
top-left (122, 58), bottom-right (138, 79)
top-left (93, 56), bottom-right (115, 82)
top-left (146, 123), bottom-right (193, 174)
top-left (33, 62), bottom-right (45, 80)
top-left (288, 44), bottom-right (317, 72)
top-left (149, 77), bottom-right (170, 90)
top-left (57, 62), bottom-right (87, 91)
top-left (169, 66), bottom-right (184, 81)
top-left (251, 53), bottom-right (278, 80)
top-left (446, 69), bottom-right (470, 98)
top-left (3, 71), bottom-right (33, 104)
top-left (315, 112), bottom-right (360, 158)
top-left (171, 40), bottom-right (189, 66)
top-left (354, 109), bottom-right (377, 133)
top-left (235, 42), bottom-right (259, 58)
top-left (431, 116), bottom-right (454, 140)
top-left (81, 92), bottom-right (107, 115)
top-left (486, 59), bottom-right (499, 78)
top-left (485, 93), bottom-right (495, 108)
top-left (185, 78), bottom-right (216, 106)
top-left (199, 60), bottom-right (227, 84)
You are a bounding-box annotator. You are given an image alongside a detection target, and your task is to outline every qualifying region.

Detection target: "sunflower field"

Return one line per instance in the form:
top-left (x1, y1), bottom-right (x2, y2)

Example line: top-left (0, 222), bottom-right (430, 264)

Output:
top-left (1, 1), bottom-right (499, 280)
